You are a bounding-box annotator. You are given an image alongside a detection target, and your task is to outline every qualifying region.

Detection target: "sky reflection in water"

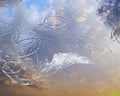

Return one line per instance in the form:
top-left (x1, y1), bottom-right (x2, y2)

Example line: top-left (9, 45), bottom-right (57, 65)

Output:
top-left (0, 0), bottom-right (120, 96)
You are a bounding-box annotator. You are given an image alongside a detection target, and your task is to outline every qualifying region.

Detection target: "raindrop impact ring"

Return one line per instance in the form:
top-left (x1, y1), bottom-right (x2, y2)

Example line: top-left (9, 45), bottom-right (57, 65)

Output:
top-left (43, 15), bottom-right (67, 29)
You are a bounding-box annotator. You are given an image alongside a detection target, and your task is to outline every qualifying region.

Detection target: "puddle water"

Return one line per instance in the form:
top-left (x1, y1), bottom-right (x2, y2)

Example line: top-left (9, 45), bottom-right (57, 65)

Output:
top-left (0, 0), bottom-right (120, 96)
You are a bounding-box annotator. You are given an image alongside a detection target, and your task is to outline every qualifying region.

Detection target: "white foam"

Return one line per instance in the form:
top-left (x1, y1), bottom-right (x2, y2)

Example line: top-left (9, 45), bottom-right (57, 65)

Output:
top-left (43, 53), bottom-right (93, 74)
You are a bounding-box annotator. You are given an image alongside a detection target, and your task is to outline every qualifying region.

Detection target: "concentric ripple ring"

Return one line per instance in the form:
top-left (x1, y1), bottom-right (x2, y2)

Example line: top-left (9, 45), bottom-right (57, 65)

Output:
top-left (0, 21), bottom-right (18, 38)
top-left (43, 15), bottom-right (67, 29)
top-left (12, 32), bottom-right (41, 58)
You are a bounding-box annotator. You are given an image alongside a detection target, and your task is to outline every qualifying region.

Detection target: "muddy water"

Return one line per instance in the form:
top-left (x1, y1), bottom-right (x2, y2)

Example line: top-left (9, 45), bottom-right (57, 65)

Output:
top-left (1, 0), bottom-right (120, 96)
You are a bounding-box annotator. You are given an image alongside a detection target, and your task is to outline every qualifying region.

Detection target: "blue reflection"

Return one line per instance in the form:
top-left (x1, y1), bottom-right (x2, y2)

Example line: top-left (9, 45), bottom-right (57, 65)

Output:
top-left (24, 0), bottom-right (50, 9)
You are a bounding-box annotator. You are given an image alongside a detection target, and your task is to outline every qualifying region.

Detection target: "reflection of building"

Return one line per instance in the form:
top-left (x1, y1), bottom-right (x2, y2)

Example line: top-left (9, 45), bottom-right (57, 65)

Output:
top-left (98, 0), bottom-right (120, 43)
